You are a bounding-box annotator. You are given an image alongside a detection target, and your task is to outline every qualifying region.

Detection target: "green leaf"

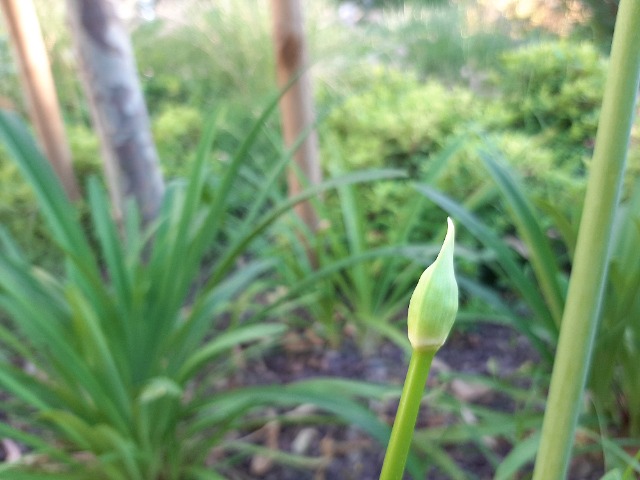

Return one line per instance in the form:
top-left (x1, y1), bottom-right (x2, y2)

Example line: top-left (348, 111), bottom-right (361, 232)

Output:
top-left (87, 178), bottom-right (132, 312)
top-left (418, 441), bottom-right (468, 480)
top-left (479, 150), bottom-right (565, 327)
top-left (207, 168), bottom-right (407, 287)
top-left (223, 440), bottom-right (327, 469)
top-left (0, 417), bottom-right (79, 466)
top-left (0, 111), bottom-right (97, 277)
top-left (139, 377), bottom-right (183, 404)
top-left (179, 324), bottom-right (286, 382)
top-left (494, 432), bottom-right (540, 480)
top-left (600, 470), bottom-right (623, 480)
top-left (0, 363), bottom-right (53, 411)
top-left (190, 379), bottom-right (424, 478)
top-left (183, 467), bottom-right (228, 480)
top-left (65, 285), bottom-right (132, 428)
top-left (168, 259), bottom-right (274, 370)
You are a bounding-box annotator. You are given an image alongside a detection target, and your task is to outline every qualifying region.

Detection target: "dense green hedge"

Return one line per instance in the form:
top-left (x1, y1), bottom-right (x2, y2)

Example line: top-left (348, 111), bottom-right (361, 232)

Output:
top-left (320, 40), bottom-right (639, 245)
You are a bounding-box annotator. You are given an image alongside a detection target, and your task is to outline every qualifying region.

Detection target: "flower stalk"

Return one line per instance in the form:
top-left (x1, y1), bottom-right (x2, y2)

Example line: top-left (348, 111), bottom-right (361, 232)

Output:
top-left (532, 1), bottom-right (640, 478)
top-left (380, 348), bottom-right (435, 480)
top-left (380, 218), bottom-right (458, 480)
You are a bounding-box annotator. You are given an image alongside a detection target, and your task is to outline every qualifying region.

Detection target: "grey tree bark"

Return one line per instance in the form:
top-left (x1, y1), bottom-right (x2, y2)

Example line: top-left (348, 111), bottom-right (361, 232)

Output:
top-left (65, 0), bottom-right (164, 222)
top-left (270, 0), bottom-right (322, 232)
top-left (1, 0), bottom-right (81, 200)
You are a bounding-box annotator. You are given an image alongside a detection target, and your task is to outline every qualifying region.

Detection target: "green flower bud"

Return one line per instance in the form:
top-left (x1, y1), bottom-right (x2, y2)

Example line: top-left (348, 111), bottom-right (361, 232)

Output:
top-left (408, 217), bottom-right (458, 351)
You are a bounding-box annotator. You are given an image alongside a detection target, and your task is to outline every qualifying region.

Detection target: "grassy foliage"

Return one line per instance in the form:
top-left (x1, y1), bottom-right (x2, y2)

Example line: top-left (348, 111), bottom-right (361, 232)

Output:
top-left (0, 107), bottom-right (422, 478)
top-left (590, 181), bottom-right (640, 435)
top-left (419, 145), bottom-right (640, 459)
top-left (2, 0), bottom-right (640, 476)
top-left (270, 172), bottom-right (428, 350)
top-left (321, 44), bottom-right (626, 245)
top-left (4, 2), bottom-right (605, 262)
top-left (268, 138), bottom-right (489, 350)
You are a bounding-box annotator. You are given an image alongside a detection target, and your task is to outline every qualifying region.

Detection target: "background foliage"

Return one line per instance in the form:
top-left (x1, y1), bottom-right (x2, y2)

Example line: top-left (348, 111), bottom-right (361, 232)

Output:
top-left (1, 0), bottom-right (639, 477)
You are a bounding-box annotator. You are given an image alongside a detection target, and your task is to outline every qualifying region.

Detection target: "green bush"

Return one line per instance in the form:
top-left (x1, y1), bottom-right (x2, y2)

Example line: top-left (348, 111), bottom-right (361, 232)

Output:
top-left (0, 124), bottom-right (103, 264)
top-left (322, 65), bottom-right (592, 243)
top-left (325, 67), bottom-right (479, 172)
top-left (322, 68), bottom-right (475, 238)
top-left (447, 131), bottom-right (587, 229)
top-left (322, 40), bottom-right (640, 246)
top-left (152, 105), bottom-right (203, 176)
top-left (494, 40), bottom-right (640, 199)
top-left (0, 145), bottom-right (41, 258)
top-left (66, 124), bottom-right (102, 177)
top-left (496, 40), bottom-right (601, 181)
top-left (495, 41), bottom-right (606, 161)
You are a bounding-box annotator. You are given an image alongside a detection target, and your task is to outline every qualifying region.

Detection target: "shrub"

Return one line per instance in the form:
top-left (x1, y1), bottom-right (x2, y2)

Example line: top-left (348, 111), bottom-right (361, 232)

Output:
top-left (322, 41), bottom-right (640, 245)
top-left (324, 67), bottom-right (479, 171)
top-left (0, 124), bottom-right (103, 264)
top-left (493, 40), bottom-right (640, 199)
top-left (322, 65), bottom-right (591, 242)
top-left (0, 144), bottom-right (41, 259)
top-left (152, 105), bottom-right (203, 176)
top-left (495, 41), bottom-right (606, 160)
top-left (321, 68), bottom-right (479, 240)
top-left (66, 124), bottom-right (102, 177)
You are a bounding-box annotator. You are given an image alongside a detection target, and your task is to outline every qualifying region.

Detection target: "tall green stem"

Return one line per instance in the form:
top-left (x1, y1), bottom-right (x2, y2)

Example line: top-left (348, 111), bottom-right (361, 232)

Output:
top-left (532, 2), bottom-right (640, 479)
top-left (380, 348), bottom-right (435, 480)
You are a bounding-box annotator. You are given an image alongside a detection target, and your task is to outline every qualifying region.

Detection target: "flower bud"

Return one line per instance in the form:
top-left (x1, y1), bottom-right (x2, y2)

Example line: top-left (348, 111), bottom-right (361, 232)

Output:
top-left (407, 217), bottom-right (458, 351)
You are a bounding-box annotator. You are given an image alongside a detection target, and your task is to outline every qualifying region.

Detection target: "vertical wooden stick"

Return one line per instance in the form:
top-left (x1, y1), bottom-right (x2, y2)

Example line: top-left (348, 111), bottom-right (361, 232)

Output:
top-left (1, 0), bottom-right (80, 200)
top-left (270, 0), bottom-right (322, 232)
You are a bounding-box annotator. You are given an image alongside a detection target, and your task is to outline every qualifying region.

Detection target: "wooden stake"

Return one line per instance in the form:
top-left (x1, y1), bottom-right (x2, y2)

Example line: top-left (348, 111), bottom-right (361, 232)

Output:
top-left (1, 0), bottom-right (81, 200)
top-left (270, 0), bottom-right (322, 232)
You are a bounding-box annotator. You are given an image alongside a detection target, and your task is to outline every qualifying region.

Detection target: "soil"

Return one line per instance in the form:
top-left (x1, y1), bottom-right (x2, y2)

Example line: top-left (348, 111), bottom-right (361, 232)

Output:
top-left (217, 323), bottom-right (606, 480)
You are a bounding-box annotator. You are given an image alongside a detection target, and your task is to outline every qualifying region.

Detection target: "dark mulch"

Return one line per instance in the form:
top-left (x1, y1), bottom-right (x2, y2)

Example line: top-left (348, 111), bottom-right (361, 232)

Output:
top-left (216, 322), bottom-right (607, 480)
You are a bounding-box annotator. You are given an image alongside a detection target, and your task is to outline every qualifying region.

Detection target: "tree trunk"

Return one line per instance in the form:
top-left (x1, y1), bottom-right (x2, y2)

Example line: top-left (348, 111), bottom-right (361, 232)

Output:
top-left (270, 0), bottom-right (322, 232)
top-left (65, 0), bottom-right (164, 223)
top-left (1, 0), bottom-right (80, 200)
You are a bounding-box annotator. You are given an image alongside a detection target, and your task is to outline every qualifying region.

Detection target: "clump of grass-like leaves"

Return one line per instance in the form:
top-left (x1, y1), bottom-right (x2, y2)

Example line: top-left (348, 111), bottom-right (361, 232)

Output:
top-left (0, 107), bottom-right (402, 479)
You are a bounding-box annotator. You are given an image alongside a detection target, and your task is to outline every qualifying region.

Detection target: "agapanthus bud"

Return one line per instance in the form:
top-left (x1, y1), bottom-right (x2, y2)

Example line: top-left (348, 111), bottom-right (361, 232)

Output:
top-left (407, 217), bottom-right (458, 351)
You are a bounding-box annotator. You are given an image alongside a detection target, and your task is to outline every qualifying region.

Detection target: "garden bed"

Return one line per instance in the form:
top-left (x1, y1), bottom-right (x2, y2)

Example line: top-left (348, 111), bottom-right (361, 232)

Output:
top-left (206, 323), bottom-right (605, 479)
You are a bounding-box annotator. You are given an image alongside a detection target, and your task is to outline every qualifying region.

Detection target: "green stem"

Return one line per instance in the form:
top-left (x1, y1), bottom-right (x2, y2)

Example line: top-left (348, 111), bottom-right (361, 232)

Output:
top-left (532, 2), bottom-right (640, 479)
top-left (380, 348), bottom-right (436, 480)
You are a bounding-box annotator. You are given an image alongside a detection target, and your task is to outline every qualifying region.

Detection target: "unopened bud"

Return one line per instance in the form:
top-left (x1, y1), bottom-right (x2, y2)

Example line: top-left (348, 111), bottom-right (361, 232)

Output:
top-left (408, 217), bottom-right (458, 351)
